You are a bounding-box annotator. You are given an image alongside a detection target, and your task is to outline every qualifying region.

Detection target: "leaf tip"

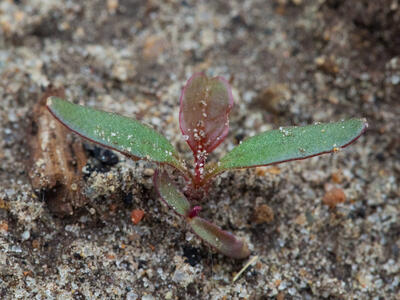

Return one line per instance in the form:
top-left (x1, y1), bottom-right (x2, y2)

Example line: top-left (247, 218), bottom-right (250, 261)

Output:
top-left (235, 239), bottom-right (251, 259)
top-left (189, 217), bottom-right (250, 259)
top-left (221, 236), bottom-right (250, 259)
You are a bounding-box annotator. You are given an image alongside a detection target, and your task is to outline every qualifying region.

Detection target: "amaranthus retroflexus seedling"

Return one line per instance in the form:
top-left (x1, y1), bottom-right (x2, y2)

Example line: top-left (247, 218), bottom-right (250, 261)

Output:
top-left (47, 73), bottom-right (367, 259)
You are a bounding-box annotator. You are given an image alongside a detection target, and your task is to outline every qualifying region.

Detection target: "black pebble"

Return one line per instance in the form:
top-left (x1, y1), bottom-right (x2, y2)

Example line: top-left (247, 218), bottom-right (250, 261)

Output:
top-left (183, 245), bottom-right (202, 266)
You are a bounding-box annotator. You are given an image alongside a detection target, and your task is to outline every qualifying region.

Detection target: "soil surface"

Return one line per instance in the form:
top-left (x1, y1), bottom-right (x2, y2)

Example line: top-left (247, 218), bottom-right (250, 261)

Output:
top-left (1, 0), bottom-right (399, 299)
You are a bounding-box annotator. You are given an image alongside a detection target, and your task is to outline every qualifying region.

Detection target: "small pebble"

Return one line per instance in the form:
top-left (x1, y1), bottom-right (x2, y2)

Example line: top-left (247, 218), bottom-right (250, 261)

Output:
top-left (107, 0), bottom-right (119, 14)
top-left (254, 84), bottom-right (291, 114)
top-left (331, 171), bottom-right (343, 184)
top-left (315, 55), bottom-right (339, 75)
top-left (21, 230), bottom-right (30, 241)
top-left (70, 183), bottom-right (78, 191)
top-left (126, 291), bottom-right (138, 300)
top-left (323, 187), bottom-right (346, 209)
top-left (143, 35), bottom-right (167, 59)
top-left (0, 221), bottom-right (9, 232)
top-left (131, 209), bottom-right (145, 225)
top-left (253, 204), bottom-right (274, 224)
top-left (32, 239), bottom-right (40, 249)
top-left (143, 168), bottom-right (155, 177)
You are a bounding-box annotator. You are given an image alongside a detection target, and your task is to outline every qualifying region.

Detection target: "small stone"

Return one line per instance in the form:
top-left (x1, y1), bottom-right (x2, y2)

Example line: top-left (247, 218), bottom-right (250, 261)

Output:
top-left (268, 166), bottom-right (281, 175)
top-left (74, 27), bottom-right (85, 38)
top-left (143, 168), bottom-right (155, 177)
top-left (331, 170), bottom-right (343, 184)
top-left (294, 214), bottom-right (306, 225)
top-left (254, 84), bottom-right (291, 114)
top-left (11, 245), bottom-right (22, 253)
top-left (253, 204), bottom-right (274, 224)
top-left (131, 209), bottom-right (145, 225)
top-left (126, 291), bottom-right (138, 300)
top-left (255, 167), bottom-right (268, 176)
top-left (0, 221), bottom-right (8, 232)
top-left (32, 239), bottom-right (40, 249)
top-left (23, 271), bottom-right (32, 277)
top-left (112, 60), bottom-right (135, 81)
top-left (256, 166), bottom-right (280, 176)
top-left (107, 0), bottom-right (119, 14)
top-left (21, 230), bottom-right (30, 241)
top-left (143, 35), bottom-right (168, 59)
top-left (323, 187), bottom-right (346, 209)
top-left (328, 95), bottom-right (339, 104)
top-left (172, 270), bottom-right (186, 283)
top-left (165, 291), bottom-right (173, 299)
top-left (391, 75), bottom-right (400, 85)
top-left (14, 11), bottom-right (25, 22)
top-left (315, 55), bottom-right (339, 75)
top-left (70, 183), bottom-right (78, 191)
top-left (0, 198), bottom-right (8, 210)
top-left (200, 29), bottom-right (215, 48)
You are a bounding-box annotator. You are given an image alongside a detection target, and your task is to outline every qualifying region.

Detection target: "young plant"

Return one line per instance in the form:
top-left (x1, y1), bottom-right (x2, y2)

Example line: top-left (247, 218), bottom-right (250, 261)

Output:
top-left (47, 73), bottom-right (367, 259)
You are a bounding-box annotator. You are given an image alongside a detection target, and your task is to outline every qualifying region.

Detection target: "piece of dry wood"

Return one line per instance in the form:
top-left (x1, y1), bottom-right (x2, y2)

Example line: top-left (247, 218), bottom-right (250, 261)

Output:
top-left (27, 87), bottom-right (88, 216)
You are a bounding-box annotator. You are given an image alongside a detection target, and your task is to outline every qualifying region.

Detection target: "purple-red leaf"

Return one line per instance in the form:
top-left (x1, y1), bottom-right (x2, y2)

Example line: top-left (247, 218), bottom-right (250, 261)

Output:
top-left (189, 216), bottom-right (250, 259)
top-left (179, 73), bottom-right (234, 156)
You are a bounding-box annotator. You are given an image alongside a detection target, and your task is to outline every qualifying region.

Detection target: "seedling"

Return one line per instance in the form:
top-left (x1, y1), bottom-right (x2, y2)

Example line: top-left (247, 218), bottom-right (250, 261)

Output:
top-left (46, 73), bottom-right (367, 259)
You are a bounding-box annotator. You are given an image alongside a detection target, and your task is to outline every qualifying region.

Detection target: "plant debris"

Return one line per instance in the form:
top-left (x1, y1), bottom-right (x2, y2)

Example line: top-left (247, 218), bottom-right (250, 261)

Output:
top-left (27, 88), bottom-right (88, 216)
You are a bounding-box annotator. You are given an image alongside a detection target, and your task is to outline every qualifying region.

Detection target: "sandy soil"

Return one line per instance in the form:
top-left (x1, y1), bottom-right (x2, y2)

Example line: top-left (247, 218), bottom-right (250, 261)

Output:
top-left (0, 0), bottom-right (399, 299)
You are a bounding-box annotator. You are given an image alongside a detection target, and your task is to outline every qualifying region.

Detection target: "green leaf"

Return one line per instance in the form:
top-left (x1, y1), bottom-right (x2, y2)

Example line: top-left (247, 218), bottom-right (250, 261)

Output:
top-left (207, 118), bottom-right (367, 178)
top-left (47, 97), bottom-right (186, 173)
top-left (189, 217), bottom-right (250, 259)
top-left (153, 170), bottom-right (191, 216)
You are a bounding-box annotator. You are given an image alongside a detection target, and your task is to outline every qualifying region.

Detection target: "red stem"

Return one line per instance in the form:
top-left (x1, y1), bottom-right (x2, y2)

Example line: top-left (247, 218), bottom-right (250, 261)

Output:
top-left (188, 206), bottom-right (202, 219)
top-left (194, 155), bottom-right (206, 187)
